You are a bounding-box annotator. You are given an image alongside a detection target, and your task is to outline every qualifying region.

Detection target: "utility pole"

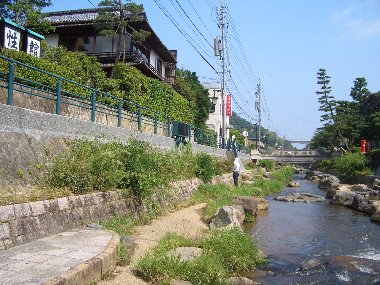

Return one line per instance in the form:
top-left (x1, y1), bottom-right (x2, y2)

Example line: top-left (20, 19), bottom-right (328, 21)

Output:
top-left (255, 80), bottom-right (261, 150)
top-left (214, 1), bottom-right (226, 147)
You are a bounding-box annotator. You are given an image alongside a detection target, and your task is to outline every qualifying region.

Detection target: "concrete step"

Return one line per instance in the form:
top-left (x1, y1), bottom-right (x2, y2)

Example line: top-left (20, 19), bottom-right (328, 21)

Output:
top-left (0, 228), bottom-right (119, 285)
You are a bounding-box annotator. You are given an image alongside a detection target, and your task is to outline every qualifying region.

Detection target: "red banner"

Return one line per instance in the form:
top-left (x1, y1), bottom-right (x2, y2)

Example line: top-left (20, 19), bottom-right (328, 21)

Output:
top-left (226, 95), bottom-right (232, 116)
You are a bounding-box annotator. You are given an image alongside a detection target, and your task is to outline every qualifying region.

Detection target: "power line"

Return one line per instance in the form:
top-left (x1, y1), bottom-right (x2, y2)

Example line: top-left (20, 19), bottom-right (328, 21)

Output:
top-left (153, 0), bottom-right (219, 73)
top-left (172, 0), bottom-right (213, 49)
top-left (87, 0), bottom-right (96, 7)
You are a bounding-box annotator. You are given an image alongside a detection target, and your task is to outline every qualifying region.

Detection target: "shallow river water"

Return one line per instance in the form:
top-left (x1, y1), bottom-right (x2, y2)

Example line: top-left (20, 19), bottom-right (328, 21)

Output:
top-left (246, 174), bottom-right (380, 284)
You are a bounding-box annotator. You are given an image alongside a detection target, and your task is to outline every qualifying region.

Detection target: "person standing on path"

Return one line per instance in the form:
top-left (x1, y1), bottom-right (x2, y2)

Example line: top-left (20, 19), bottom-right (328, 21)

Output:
top-left (233, 158), bottom-right (240, 187)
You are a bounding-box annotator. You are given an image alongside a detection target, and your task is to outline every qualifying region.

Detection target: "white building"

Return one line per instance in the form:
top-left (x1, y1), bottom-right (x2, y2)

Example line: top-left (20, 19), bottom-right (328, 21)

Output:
top-left (202, 82), bottom-right (232, 145)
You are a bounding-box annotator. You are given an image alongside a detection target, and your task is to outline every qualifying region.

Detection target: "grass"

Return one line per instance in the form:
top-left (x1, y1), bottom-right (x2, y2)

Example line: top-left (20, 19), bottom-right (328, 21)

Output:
top-left (133, 167), bottom-right (293, 284)
top-left (136, 228), bottom-right (265, 285)
top-left (0, 185), bottom-right (72, 206)
top-left (189, 167), bottom-right (294, 222)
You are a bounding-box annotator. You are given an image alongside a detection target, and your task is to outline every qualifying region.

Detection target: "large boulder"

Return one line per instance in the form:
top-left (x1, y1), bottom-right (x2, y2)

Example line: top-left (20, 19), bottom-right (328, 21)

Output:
top-left (167, 247), bottom-right (202, 262)
top-left (254, 197), bottom-right (269, 210)
top-left (372, 179), bottom-right (380, 191)
top-left (241, 172), bottom-right (253, 181)
top-left (351, 184), bottom-right (370, 192)
top-left (330, 190), bottom-right (355, 206)
top-left (209, 206), bottom-right (245, 230)
top-left (370, 201), bottom-right (380, 222)
top-left (326, 188), bottom-right (337, 198)
top-left (233, 196), bottom-right (258, 216)
top-left (318, 175), bottom-right (340, 190)
top-left (351, 194), bottom-right (372, 213)
top-left (227, 277), bottom-right (254, 285)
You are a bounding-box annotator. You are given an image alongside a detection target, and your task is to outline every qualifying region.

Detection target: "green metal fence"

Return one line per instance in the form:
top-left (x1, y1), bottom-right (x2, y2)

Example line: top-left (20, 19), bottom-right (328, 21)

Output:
top-left (0, 54), bottom-right (217, 147)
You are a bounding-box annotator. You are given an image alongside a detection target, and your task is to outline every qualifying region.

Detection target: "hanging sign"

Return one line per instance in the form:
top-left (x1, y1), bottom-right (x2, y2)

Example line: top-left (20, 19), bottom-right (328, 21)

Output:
top-left (4, 26), bottom-right (21, 51)
top-left (226, 95), bottom-right (232, 116)
top-left (26, 34), bottom-right (41, 57)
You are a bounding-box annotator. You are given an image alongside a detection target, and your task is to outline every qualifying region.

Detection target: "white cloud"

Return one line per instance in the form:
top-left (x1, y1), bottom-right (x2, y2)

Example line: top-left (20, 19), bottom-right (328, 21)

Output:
top-left (332, 3), bottom-right (380, 40)
top-left (344, 18), bottom-right (380, 39)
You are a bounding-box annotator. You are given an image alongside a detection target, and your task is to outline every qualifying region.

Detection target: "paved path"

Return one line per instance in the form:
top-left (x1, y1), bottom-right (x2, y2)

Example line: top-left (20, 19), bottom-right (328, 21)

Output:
top-left (0, 228), bottom-right (119, 285)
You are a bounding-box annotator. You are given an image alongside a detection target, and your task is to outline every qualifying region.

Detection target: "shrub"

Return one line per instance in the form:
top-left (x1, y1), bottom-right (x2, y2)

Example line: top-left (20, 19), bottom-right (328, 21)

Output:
top-left (258, 159), bottom-right (275, 171)
top-left (119, 139), bottom-right (170, 201)
top-left (47, 140), bottom-right (125, 194)
top-left (366, 149), bottom-right (380, 170)
top-left (333, 152), bottom-right (372, 181)
top-left (195, 152), bottom-right (221, 183)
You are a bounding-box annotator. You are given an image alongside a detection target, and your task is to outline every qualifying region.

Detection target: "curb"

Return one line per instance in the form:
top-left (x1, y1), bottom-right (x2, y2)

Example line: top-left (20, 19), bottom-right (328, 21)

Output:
top-left (43, 231), bottom-right (120, 285)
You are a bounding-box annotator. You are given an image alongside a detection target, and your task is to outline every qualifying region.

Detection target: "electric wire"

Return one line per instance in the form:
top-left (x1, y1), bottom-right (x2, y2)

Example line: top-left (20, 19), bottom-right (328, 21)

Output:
top-left (153, 0), bottom-right (219, 73)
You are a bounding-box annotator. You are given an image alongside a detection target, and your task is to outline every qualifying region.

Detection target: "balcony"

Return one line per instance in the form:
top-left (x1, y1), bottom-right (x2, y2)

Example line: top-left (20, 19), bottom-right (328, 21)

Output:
top-left (86, 51), bottom-right (175, 84)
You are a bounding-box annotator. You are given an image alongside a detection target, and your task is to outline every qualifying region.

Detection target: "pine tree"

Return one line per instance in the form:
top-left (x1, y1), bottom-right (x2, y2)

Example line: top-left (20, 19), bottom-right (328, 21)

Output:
top-left (316, 68), bottom-right (336, 124)
top-left (350, 77), bottom-right (370, 103)
top-left (315, 68), bottom-right (351, 152)
top-left (95, 0), bottom-right (150, 78)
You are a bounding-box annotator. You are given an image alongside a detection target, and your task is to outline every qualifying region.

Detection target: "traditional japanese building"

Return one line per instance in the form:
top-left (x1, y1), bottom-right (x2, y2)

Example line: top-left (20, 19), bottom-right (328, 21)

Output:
top-left (44, 8), bottom-right (177, 84)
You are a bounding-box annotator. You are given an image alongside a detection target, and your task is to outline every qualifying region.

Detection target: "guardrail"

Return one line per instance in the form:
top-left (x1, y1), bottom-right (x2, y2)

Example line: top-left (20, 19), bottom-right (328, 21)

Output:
top-left (0, 54), bottom-right (217, 147)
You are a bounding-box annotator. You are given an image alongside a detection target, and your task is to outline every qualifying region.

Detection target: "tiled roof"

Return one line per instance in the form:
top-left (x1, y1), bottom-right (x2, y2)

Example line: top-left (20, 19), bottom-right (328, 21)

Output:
top-left (46, 8), bottom-right (132, 24)
top-left (45, 8), bottom-right (176, 64)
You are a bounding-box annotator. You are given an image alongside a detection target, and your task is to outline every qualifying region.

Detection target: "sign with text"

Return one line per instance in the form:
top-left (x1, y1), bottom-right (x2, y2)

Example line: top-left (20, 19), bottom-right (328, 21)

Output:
top-left (4, 26), bottom-right (20, 51)
top-left (226, 95), bottom-right (232, 116)
top-left (26, 35), bottom-right (41, 57)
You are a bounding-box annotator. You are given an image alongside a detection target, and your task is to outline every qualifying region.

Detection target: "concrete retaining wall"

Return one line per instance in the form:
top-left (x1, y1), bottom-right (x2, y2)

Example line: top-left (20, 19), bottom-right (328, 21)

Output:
top-left (0, 103), bottom-right (245, 187)
top-left (0, 174), bottom-right (233, 250)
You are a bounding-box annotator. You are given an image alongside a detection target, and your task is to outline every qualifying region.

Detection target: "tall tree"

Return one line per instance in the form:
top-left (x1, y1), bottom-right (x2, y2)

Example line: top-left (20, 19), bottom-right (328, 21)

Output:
top-left (316, 68), bottom-right (335, 124)
top-left (315, 68), bottom-right (350, 152)
top-left (173, 69), bottom-right (211, 129)
top-left (0, 0), bottom-right (53, 33)
top-left (350, 77), bottom-right (370, 103)
top-left (95, 0), bottom-right (150, 78)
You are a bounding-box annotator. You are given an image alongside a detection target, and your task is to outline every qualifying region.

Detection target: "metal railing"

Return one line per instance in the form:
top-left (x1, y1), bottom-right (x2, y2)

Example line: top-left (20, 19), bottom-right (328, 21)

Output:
top-left (0, 54), bottom-right (217, 147)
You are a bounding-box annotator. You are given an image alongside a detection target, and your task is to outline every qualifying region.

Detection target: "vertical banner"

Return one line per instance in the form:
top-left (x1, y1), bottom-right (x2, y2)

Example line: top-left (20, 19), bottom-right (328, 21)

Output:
top-left (26, 35), bottom-right (41, 57)
top-left (4, 26), bottom-right (21, 51)
top-left (226, 95), bottom-right (232, 116)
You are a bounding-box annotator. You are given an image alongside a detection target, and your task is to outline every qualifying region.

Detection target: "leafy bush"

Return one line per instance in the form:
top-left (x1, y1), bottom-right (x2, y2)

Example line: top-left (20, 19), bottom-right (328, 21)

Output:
top-left (47, 140), bottom-right (125, 194)
top-left (195, 152), bottom-right (221, 183)
top-left (366, 149), bottom-right (380, 170)
top-left (115, 63), bottom-right (195, 123)
top-left (119, 139), bottom-right (170, 200)
top-left (258, 159), bottom-right (275, 171)
top-left (333, 152), bottom-right (372, 181)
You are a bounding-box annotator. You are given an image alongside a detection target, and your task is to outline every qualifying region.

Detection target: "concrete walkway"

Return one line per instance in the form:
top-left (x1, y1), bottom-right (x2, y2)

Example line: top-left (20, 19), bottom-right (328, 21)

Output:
top-left (0, 228), bottom-right (119, 285)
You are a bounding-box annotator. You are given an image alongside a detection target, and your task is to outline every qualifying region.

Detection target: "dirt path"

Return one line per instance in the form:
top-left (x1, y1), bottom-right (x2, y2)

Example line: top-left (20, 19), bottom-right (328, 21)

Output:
top-left (99, 203), bottom-right (208, 285)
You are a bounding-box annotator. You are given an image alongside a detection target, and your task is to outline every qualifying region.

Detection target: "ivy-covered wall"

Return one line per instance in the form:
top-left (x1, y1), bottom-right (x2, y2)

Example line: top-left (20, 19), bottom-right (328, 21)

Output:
top-left (0, 45), bottom-right (197, 124)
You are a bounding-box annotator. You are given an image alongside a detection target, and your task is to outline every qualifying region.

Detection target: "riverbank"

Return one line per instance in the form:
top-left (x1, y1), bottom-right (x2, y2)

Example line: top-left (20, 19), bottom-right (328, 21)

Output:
top-left (99, 203), bottom-right (209, 285)
top-left (99, 167), bottom-right (294, 285)
top-left (305, 170), bottom-right (380, 222)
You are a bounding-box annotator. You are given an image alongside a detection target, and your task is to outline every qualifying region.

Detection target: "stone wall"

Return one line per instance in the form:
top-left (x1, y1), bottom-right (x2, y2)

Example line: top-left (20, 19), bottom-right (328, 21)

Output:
top-left (0, 177), bottom-right (199, 250)
top-left (0, 174), bottom-right (235, 250)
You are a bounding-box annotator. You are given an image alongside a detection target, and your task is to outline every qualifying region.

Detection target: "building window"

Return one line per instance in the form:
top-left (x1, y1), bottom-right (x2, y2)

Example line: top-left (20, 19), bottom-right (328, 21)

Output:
top-left (156, 58), bottom-right (162, 76)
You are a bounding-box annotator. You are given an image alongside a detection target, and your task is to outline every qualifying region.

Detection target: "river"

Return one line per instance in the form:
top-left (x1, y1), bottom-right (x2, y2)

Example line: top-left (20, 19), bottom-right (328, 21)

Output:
top-left (245, 174), bottom-right (380, 284)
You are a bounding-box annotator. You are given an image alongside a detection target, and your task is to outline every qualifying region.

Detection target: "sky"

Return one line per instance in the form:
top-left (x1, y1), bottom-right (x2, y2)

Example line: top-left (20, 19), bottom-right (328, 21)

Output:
top-left (44, 0), bottom-right (380, 143)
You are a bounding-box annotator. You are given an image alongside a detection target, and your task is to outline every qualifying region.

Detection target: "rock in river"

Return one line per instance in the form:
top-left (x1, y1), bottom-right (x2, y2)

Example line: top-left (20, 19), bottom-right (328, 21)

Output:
top-left (274, 193), bottom-right (325, 203)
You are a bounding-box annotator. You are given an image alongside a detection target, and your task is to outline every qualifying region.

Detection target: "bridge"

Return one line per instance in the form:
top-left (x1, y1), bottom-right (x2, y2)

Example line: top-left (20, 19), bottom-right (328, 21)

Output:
top-left (251, 149), bottom-right (331, 166)
top-left (287, 140), bottom-right (311, 144)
